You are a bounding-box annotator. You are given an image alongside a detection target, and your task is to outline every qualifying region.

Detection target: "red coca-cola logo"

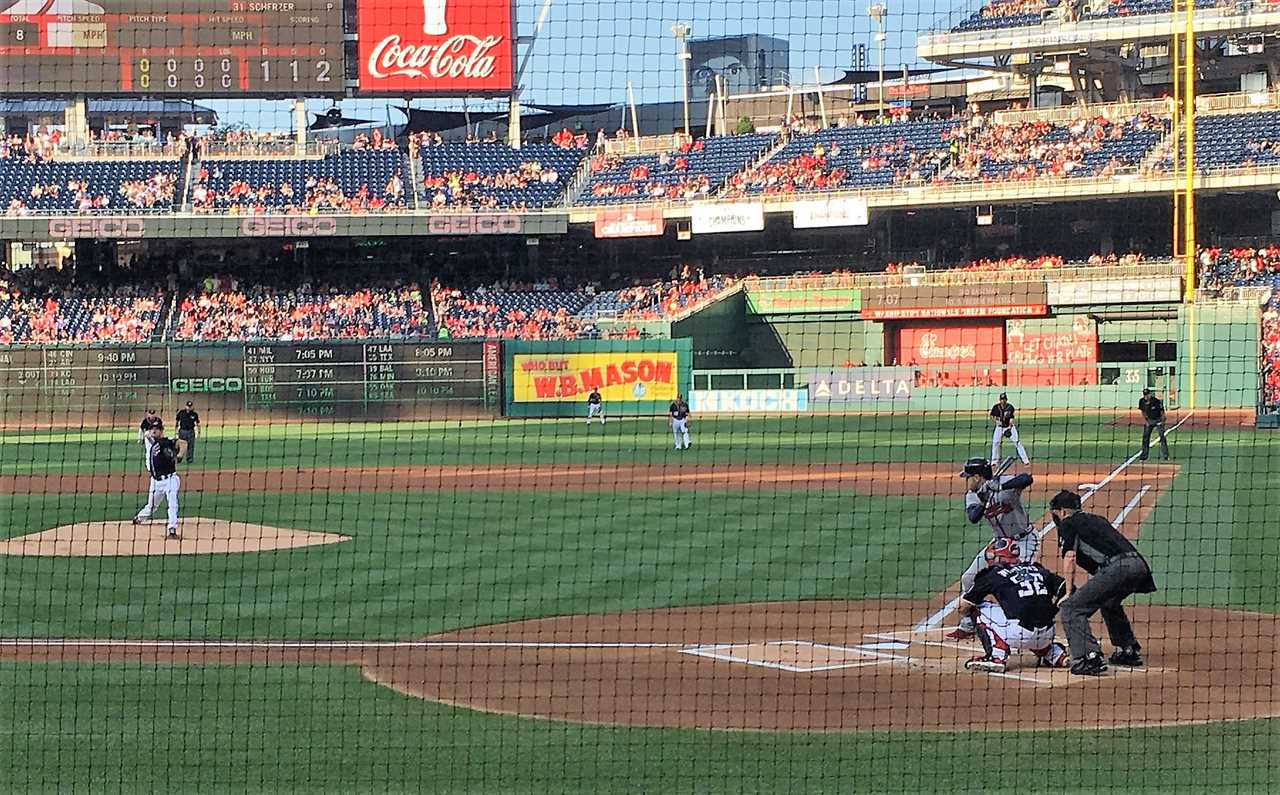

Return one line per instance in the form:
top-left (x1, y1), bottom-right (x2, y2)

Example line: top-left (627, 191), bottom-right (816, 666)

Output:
top-left (368, 34), bottom-right (502, 81)
top-left (357, 0), bottom-right (513, 93)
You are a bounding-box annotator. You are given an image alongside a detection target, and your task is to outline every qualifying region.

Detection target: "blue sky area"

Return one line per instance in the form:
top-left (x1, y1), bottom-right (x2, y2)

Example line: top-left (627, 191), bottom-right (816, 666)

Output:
top-left (209, 0), bottom-right (973, 130)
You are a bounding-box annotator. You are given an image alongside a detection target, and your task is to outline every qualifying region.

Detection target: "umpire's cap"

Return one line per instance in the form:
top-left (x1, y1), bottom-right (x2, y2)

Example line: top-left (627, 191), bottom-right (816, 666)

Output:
top-left (959, 457), bottom-right (993, 479)
top-left (1050, 490), bottom-right (1082, 511)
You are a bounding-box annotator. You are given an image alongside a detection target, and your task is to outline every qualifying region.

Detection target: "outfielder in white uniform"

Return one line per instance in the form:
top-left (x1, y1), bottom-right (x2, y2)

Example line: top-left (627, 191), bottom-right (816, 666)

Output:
top-left (133, 423), bottom-right (187, 539)
top-left (586, 388), bottom-right (605, 424)
top-left (954, 538), bottom-right (1070, 673)
top-left (670, 395), bottom-right (691, 450)
top-left (990, 393), bottom-right (1030, 464)
top-left (947, 457), bottom-right (1040, 639)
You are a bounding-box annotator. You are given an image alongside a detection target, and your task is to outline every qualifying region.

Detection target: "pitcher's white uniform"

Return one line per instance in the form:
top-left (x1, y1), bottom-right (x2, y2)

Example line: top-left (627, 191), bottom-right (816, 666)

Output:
top-left (134, 428), bottom-right (183, 538)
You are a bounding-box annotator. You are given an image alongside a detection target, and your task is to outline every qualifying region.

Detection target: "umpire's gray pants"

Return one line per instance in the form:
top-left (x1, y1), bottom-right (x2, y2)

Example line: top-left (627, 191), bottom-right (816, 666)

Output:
top-left (178, 429), bottom-right (196, 463)
top-left (1059, 555), bottom-right (1148, 659)
top-left (1140, 422), bottom-right (1169, 459)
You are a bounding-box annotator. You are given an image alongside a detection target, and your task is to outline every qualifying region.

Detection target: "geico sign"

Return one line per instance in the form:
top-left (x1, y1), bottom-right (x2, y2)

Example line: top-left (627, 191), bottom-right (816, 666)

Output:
top-left (241, 217), bottom-right (339, 237)
top-left (48, 218), bottom-right (147, 239)
top-left (172, 377), bottom-right (245, 393)
top-left (426, 215), bottom-right (522, 235)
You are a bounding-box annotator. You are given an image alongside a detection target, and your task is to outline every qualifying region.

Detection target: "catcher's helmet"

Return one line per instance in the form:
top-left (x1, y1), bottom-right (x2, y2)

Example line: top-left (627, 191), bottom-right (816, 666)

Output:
top-left (984, 538), bottom-right (1020, 568)
top-left (959, 457), bottom-right (993, 479)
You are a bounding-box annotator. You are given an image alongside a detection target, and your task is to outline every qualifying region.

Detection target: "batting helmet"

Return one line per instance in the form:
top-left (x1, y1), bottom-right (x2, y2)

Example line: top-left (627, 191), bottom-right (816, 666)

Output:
top-left (984, 538), bottom-right (1020, 568)
top-left (959, 457), bottom-right (993, 479)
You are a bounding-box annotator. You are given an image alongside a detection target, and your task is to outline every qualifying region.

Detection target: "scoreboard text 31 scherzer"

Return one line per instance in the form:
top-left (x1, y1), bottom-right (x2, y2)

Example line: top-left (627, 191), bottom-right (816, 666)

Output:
top-left (0, 0), bottom-right (342, 95)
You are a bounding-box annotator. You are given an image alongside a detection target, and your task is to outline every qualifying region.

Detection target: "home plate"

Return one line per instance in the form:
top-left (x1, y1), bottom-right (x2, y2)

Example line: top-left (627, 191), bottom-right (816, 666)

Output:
top-left (679, 640), bottom-right (902, 672)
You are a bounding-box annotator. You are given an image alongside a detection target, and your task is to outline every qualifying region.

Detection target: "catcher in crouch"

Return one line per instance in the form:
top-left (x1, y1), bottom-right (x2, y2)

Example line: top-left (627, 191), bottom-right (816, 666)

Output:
top-left (954, 538), bottom-right (1070, 673)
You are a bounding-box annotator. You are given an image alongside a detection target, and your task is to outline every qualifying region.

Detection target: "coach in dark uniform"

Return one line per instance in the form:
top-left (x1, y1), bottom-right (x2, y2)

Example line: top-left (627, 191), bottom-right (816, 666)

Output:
top-left (1137, 388), bottom-right (1170, 461)
top-left (176, 401), bottom-right (200, 464)
top-left (1050, 490), bottom-right (1157, 675)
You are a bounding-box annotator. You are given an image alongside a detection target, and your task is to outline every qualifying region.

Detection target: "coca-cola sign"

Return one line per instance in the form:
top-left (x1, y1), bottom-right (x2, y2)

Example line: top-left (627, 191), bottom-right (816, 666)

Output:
top-left (357, 0), bottom-right (514, 94)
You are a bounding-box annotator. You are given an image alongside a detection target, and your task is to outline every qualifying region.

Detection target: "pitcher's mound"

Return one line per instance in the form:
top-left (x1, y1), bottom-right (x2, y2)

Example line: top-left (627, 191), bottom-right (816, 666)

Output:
top-left (0, 518), bottom-right (350, 557)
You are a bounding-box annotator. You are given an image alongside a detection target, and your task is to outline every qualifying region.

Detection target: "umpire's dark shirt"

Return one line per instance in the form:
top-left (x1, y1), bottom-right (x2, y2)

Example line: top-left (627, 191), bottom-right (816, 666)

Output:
top-left (1057, 511), bottom-right (1157, 593)
top-left (1138, 395), bottom-right (1165, 423)
top-left (177, 408), bottom-right (200, 432)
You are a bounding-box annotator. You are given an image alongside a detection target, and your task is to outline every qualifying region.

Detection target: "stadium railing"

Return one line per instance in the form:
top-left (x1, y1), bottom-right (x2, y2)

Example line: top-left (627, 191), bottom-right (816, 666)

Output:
top-left (200, 139), bottom-right (337, 159)
top-left (53, 140), bottom-right (185, 159)
top-left (743, 261), bottom-right (1180, 291)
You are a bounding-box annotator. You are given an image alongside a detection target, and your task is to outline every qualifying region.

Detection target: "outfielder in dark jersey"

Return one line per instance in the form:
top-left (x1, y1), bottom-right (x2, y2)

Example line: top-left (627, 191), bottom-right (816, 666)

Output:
top-left (670, 395), bottom-right (691, 450)
top-left (957, 538), bottom-right (1070, 673)
top-left (585, 389), bottom-right (605, 425)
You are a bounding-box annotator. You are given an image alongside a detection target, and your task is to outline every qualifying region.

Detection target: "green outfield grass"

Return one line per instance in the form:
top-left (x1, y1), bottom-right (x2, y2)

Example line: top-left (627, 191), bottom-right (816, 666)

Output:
top-left (0, 414), bottom-right (1277, 791)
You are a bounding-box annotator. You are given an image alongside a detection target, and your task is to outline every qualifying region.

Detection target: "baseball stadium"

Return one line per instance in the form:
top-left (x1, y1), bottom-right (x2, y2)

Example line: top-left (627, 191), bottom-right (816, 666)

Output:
top-left (1, 0), bottom-right (1279, 791)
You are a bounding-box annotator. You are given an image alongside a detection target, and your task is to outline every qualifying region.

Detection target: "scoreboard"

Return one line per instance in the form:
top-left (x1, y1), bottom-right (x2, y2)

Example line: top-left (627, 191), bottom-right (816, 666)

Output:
top-left (0, 342), bottom-right (492, 416)
top-left (0, 347), bottom-right (169, 407)
top-left (0, 0), bottom-right (343, 96)
top-left (243, 342), bottom-right (486, 413)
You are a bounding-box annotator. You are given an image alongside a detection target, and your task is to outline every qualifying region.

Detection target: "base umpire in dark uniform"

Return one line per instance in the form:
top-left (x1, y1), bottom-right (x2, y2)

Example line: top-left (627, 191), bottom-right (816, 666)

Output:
top-left (1050, 490), bottom-right (1157, 675)
top-left (1137, 387), bottom-right (1170, 461)
top-left (176, 401), bottom-right (200, 464)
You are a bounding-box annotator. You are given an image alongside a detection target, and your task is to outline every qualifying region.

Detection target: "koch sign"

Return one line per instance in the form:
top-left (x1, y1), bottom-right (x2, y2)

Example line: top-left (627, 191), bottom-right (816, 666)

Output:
top-left (808, 368), bottom-right (914, 401)
top-left (689, 389), bottom-right (808, 413)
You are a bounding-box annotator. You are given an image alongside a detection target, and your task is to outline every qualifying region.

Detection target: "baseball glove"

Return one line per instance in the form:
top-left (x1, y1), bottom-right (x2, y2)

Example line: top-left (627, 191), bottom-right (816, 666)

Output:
top-left (1003, 428), bottom-right (1013, 438)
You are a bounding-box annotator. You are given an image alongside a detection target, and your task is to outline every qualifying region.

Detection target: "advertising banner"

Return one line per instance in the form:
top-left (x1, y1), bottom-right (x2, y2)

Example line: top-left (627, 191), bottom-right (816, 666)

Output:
top-left (791, 197), bottom-right (869, 229)
top-left (690, 203), bottom-right (765, 235)
top-left (689, 389), bottom-right (809, 413)
top-left (1005, 318), bottom-right (1098, 386)
top-left (1047, 277), bottom-right (1181, 306)
top-left (807, 368), bottom-right (914, 401)
top-left (746, 288), bottom-right (861, 314)
top-left (356, 0), bottom-right (514, 94)
top-left (503, 340), bottom-right (693, 416)
top-left (0, 213), bottom-right (568, 241)
top-left (862, 282), bottom-right (1048, 320)
top-left (593, 206), bottom-right (665, 239)
top-left (895, 323), bottom-right (1005, 388)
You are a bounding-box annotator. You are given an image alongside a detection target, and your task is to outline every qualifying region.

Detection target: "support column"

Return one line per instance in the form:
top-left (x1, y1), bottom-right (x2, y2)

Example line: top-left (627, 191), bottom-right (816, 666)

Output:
top-left (63, 96), bottom-right (90, 147)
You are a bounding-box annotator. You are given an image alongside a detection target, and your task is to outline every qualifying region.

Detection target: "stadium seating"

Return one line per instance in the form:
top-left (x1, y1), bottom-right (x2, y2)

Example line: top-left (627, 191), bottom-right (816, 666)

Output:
top-left (172, 281), bottom-right (430, 341)
top-left (579, 134), bottom-right (777, 204)
top-left (937, 113), bottom-right (1166, 182)
top-left (1168, 110), bottom-right (1280, 172)
top-left (726, 120), bottom-right (954, 195)
top-left (417, 143), bottom-right (584, 209)
top-left (0, 286), bottom-right (164, 343)
top-left (190, 150), bottom-right (409, 213)
top-left (0, 157), bottom-right (181, 214)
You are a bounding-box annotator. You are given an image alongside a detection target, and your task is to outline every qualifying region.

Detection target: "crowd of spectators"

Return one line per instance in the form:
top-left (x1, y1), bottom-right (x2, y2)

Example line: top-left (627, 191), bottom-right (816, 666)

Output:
top-left (1196, 245), bottom-right (1280, 409)
top-left (608, 270), bottom-right (739, 320)
top-left (0, 274), bottom-right (162, 344)
top-left (431, 280), bottom-right (594, 340)
top-left (190, 167), bottom-right (406, 214)
top-left (586, 139), bottom-right (718, 201)
top-left (932, 113), bottom-right (1161, 183)
top-left (423, 161), bottom-right (560, 210)
top-left (172, 277), bottom-right (430, 341)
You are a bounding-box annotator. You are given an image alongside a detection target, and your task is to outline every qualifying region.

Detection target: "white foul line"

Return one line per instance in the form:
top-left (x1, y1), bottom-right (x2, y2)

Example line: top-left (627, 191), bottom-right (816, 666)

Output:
top-left (915, 411), bottom-right (1193, 632)
top-left (0, 639), bottom-right (684, 649)
top-left (1111, 486), bottom-right (1151, 528)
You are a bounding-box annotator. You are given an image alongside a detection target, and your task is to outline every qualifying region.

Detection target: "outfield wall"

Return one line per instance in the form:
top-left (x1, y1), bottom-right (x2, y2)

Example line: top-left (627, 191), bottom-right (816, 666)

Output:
top-left (0, 341), bottom-right (499, 425)
top-left (696, 302), bottom-right (1261, 411)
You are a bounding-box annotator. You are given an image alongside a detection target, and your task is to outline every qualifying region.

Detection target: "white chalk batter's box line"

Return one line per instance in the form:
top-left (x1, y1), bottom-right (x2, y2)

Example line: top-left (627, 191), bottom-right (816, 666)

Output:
top-left (679, 640), bottom-right (904, 672)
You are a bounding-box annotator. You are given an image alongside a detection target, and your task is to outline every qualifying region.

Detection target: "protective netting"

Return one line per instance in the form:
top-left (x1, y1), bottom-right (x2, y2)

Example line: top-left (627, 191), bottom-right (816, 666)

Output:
top-left (2, 0), bottom-right (1280, 792)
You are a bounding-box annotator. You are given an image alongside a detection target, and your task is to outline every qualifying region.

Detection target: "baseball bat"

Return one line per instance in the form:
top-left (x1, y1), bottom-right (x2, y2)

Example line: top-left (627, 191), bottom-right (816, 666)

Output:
top-left (993, 456), bottom-right (1016, 478)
